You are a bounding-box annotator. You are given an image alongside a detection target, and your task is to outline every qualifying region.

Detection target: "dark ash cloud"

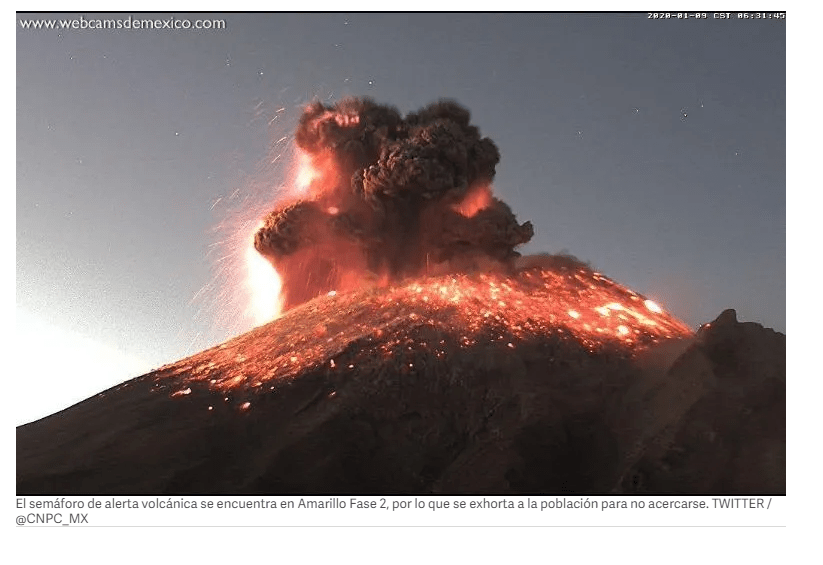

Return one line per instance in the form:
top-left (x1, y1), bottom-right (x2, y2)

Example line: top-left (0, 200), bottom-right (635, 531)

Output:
top-left (254, 97), bottom-right (534, 310)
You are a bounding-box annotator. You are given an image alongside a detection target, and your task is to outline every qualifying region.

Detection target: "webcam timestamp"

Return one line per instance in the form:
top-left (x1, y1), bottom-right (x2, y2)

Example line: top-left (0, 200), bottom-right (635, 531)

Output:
top-left (647, 12), bottom-right (786, 20)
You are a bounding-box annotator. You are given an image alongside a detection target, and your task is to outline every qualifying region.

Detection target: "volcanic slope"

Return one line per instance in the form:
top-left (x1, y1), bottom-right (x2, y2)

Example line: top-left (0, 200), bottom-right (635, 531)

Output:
top-left (16, 263), bottom-right (784, 495)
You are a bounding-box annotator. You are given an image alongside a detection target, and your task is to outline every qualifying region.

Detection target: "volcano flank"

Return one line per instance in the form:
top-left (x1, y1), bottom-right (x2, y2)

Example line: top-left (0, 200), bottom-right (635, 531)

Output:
top-left (16, 98), bottom-right (785, 495)
top-left (17, 267), bottom-right (785, 495)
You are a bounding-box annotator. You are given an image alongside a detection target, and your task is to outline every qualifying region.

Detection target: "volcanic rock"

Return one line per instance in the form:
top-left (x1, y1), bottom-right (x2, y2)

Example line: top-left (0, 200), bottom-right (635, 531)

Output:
top-left (16, 274), bottom-right (785, 495)
top-left (617, 309), bottom-right (785, 493)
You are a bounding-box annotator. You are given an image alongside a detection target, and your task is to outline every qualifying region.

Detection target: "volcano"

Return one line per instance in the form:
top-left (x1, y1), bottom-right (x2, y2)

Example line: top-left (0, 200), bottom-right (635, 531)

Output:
top-left (17, 97), bottom-right (785, 494)
top-left (16, 263), bottom-right (785, 495)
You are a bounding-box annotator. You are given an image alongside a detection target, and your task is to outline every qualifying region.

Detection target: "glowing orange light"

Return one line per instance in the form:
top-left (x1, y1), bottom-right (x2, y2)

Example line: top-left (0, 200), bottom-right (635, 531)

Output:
top-left (454, 185), bottom-right (492, 217)
top-left (294, 151), bottom-right (320, 194)
top-left (179, 266), bottom-right (691, 393)
top-left (644, 299), bottom-right (663, 313)
top-left (333, 113), bottom-right (360, 128)
top-left (245, 222), bottom-right (283, 326)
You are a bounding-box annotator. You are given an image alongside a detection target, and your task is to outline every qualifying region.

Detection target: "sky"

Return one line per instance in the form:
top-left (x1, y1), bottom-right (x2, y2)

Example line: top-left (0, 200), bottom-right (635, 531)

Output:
top-left (15, 12), bottom-right (786, 424)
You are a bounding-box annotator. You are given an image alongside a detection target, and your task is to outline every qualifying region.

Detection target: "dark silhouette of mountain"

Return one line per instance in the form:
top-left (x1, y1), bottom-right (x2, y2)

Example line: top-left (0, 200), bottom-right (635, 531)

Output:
top-left (16, 268), bottom-right (785, 495)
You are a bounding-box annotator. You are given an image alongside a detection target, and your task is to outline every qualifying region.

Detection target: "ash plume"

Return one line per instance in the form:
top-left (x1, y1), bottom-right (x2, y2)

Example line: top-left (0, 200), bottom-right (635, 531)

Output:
top-left (254, 97), bottom-right (534, 311)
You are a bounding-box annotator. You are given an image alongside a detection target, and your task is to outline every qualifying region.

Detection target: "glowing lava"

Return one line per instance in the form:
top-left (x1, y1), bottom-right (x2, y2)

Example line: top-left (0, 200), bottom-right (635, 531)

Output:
top-left (176, 264), bottom-right (692, 394)
top-left (379, 268), bottom-right (692, 351)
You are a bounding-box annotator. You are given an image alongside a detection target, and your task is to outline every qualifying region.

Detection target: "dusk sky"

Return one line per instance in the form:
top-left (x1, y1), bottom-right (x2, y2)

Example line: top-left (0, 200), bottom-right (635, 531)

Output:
top-left (15, 12), bottom-right (786, 424)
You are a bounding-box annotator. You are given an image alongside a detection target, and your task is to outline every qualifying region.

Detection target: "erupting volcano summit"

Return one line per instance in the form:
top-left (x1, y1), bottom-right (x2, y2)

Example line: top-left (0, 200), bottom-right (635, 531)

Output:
top-left (16, 97), bottom-right (785, 496)
top-left (254, 97), bottom-right (534, 312)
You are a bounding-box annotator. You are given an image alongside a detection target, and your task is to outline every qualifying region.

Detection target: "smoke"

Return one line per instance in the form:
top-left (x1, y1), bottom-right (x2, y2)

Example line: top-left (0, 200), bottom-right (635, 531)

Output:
top-left (254, 97), bottom-right (534, 311)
